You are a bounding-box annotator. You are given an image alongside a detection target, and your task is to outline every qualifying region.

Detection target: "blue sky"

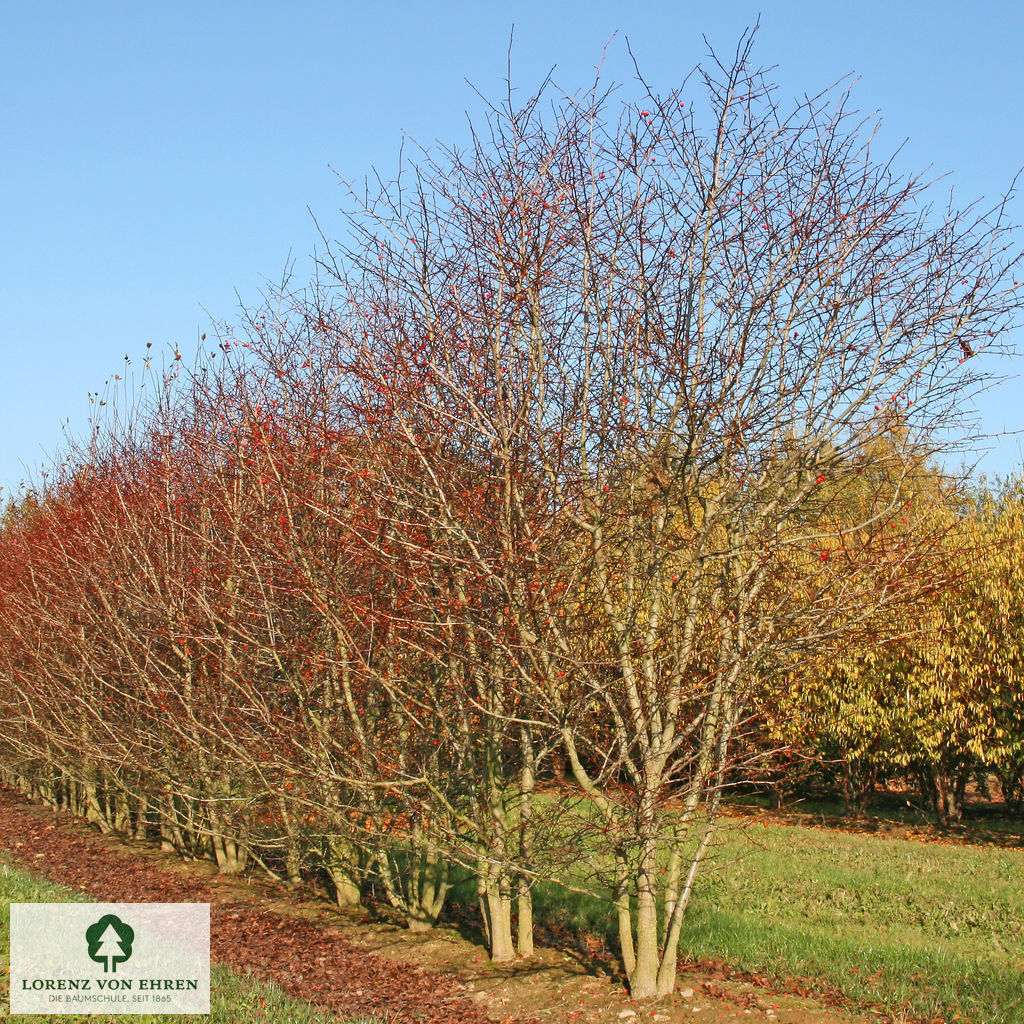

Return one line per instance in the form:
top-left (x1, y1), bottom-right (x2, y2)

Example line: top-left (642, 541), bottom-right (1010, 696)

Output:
top-left (3, 1), bottom-right (1023, 498)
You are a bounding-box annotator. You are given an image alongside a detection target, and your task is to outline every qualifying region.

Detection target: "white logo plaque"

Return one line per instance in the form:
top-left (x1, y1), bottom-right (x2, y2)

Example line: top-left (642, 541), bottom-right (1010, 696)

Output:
top-left (10, 903), bottom-right (210, 1014)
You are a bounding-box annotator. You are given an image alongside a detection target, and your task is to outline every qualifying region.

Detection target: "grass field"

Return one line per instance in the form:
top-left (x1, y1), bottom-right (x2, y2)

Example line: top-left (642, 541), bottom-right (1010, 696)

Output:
top-left (0, 852), bottom-right (380, 1024)
top-left (690, 818), bottom-right (1022, 1022)
top-left (516, 810), bottom-right (1024, 1024)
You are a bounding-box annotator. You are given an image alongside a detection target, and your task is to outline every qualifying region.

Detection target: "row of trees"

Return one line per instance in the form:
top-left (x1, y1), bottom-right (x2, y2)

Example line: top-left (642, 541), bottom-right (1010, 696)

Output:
top-left (761, 477), bottom-right (1024, 825)
top-left (1, 39), bottom-right (1021, 998)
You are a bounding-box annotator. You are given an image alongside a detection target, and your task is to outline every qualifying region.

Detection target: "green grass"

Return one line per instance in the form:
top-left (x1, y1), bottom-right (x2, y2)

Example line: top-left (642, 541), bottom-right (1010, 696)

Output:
top-left (501, 814), bottom-right (1024, 1023)
top-left (687, 821), bottom-right (1023, 1022)
top-left (1, 853), bottom-right (383, 1024)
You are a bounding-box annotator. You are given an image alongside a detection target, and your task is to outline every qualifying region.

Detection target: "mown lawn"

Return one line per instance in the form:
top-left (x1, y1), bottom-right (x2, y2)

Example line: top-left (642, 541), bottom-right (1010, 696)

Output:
top-left (1, 852), bottom-right (381, 1024)
top-left (521, 812), bottom-right (1024, 1023)
top-left (690, 818), bottom-right (1022, 1020)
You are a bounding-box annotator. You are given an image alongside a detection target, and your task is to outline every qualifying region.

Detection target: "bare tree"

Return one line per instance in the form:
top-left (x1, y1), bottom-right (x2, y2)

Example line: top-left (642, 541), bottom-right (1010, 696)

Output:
top-left (312, 31), bottom-right (1022, 996)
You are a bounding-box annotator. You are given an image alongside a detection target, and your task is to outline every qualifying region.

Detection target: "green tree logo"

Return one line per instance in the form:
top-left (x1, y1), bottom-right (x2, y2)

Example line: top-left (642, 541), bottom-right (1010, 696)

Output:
top-left (85, 914), bottom-right (135, 973)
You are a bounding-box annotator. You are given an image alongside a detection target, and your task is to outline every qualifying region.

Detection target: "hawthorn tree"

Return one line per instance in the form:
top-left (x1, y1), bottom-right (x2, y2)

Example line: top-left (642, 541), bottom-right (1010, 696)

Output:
top-left (309, 34), bottom-right (1023, 996)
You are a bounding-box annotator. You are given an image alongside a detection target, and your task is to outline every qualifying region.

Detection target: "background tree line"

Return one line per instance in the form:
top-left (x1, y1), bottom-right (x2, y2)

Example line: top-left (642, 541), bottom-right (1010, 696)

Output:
top-left (757, 473), bottom-right (1024, 826)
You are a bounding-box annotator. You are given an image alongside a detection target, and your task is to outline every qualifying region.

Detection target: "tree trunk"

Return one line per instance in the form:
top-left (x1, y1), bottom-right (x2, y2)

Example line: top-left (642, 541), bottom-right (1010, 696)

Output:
top-left (328, 866), bottom-right (362, 908)
top-left (516, 878), bottom-right (534, 957)
top-left (841, 759), bottom-right (877, 816)
top-left (614, 848), bottom-right (637, 979)
top-left (214, 834), bottom-right (248, 874)
top-left (484, 875), bottom-right (515, 962)
top-left (628, 831), bottom-right (662, 1000)
top-left (517, 729), bottom-right (536, 957)
top-left (83, 777), bottom-right (113, 833)
top-left (326, 836), bottom-right (362, 908)
top-left (997, 764), bottom-right (1024, 815)
top-left (159, 790), bottom-right (187, 854)
top-left (920, 765), bottom-right (968, 827)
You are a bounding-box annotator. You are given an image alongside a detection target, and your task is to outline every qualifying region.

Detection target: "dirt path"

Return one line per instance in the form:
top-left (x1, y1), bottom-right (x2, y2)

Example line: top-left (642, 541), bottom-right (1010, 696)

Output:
top-left (0, 786), bottom-right (886, 1024)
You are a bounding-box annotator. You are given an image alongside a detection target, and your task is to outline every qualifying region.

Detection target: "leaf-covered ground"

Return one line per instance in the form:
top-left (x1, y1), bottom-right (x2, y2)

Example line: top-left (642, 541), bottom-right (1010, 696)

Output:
top-left (0, 786), bottom-right (508, 1024)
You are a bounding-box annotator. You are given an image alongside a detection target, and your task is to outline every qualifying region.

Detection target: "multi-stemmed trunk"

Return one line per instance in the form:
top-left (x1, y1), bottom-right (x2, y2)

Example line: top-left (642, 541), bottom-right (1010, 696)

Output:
top-left (374, 824), bottom-right (452, 931)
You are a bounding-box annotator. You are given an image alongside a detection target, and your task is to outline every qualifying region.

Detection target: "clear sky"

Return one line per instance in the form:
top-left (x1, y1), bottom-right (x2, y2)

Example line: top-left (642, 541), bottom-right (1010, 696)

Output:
top-left (3, 0), bottom-right (1023, 499)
